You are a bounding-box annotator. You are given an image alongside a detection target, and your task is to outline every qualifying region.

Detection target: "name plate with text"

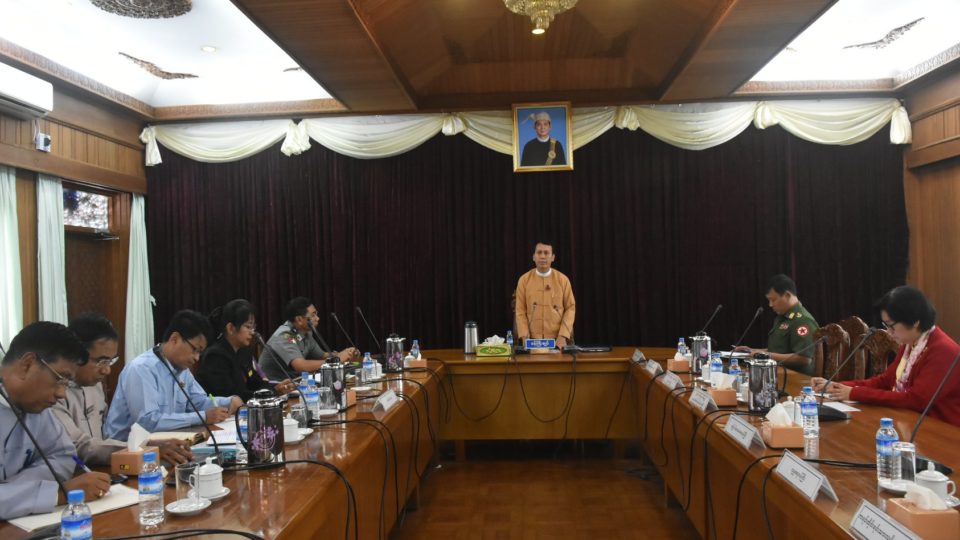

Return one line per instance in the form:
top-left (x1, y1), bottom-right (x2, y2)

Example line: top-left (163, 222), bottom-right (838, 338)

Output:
top-left (689, 387), bottom-right (717, 412)
top-left (645, 359), bottom-right (663, 376)
top-left (660, 371), bottom-right (684, 390)
top-left (776, 449), bottom-right (838, 502)
top-left (374, 389), bottom-right (399, 412)
top-left (632, 349), bottom-right (646, 363)
top-left (850, 500), bottom-right (919, 540)
top-left (724, 414), bottom-right (764, 449)
top-left (525, 339), bottom-right (556, 350)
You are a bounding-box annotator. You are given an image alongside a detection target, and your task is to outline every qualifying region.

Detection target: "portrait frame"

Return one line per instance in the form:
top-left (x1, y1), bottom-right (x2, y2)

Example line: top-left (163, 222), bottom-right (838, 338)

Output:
top-left (512, 101), bottom-right (573, 173)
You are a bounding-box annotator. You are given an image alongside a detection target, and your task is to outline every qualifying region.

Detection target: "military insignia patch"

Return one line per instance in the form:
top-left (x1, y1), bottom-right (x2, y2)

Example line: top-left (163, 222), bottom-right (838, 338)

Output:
top-left (796, 326), bottom-right (809, 337)
top-left (779, 323), bottom-right (789, 331)
top-left (795, 313), bottom-right (802, 319)
top-left (788, 313), bottom-right (795, 319)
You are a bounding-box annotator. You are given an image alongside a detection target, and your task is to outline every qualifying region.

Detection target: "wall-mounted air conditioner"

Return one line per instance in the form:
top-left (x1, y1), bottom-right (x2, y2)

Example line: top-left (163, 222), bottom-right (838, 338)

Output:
top-left (0, 60), bottom-right (53, 120)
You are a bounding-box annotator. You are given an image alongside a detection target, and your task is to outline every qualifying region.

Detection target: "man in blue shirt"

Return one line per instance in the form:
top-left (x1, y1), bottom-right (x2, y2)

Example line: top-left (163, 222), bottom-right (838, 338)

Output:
top-left (105, 310), bottom-right (243, 440)
top-left (1, 322), bottom-right (111, 520)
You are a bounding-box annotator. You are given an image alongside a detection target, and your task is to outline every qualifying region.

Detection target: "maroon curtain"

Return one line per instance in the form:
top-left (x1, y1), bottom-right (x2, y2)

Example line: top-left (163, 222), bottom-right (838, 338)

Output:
top-left (146, 126), bottom-right (907, 351)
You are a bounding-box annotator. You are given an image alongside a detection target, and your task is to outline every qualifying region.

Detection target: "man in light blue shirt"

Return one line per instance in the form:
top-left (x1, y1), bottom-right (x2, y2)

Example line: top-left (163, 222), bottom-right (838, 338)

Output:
top-left (105, 310), bottom-right (242, 440)
top-left (1, 322), bottom-right (111, 520)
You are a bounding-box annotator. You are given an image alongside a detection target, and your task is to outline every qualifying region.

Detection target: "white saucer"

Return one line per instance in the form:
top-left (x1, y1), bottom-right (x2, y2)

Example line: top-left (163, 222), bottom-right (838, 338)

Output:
top-left (945, 495), bottom-right (960, 508)
top-left (878, 478), bottom-right (912, 494)
top-left (353, 386), bottom-right (373, 392)
top-left (166, 497), bottom-right (211, 516)
top-left (285, 433), bottom-right (306, 444)
top-left (188, 486), bottom-right (230, 502)
top-left (299, 428), bottom-right (313, 436)
top-left (316, 408), bottom-right (340, 417)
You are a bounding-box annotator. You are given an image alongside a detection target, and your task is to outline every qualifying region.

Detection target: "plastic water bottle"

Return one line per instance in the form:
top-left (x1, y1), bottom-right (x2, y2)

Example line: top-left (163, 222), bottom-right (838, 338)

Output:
top-left (677, 337), bottom-right (688, 356)
top-left (138, 450), bottom-right (164, 526)
top-left (235, 408), bottom-right (248, 465)
top-left (410, 339), bottom-right (421, 360)
top-left (506, 331), bottom-right (514, 351)
top-left (362, 352), bottom-right (376, 383)
top-left (876, 417), bottom-right (901, 484)
top-left (298, 372), bottom-right (310, 396)
top-left (710, 353), bottom-right (723, 387)
top-left (305, 379), bottom-right (321, 418)
top-left (728, 359), bottom-right (742, 394)
top-left (800, 386), bottom-right (820, 458)
top-left (61, 489), bottom-right (92, 539)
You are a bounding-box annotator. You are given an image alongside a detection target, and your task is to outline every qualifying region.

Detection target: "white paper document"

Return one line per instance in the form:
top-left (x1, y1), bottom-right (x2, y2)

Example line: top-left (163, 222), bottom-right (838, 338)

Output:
top-left (823, 401), bottom-right (861, 413)
top-left (9, 484), bottom-right (139, 532)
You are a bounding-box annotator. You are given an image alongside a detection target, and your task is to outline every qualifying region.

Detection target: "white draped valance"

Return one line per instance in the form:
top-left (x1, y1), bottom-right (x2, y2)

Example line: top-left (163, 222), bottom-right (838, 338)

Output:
top-left (140, 98), bottom-right (910, 166)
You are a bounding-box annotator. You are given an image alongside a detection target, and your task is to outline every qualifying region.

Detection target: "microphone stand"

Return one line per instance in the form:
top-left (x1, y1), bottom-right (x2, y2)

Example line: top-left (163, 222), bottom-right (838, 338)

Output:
top-left (697, 304), bottom-right (723, 335)
top-left (355, 306), bottom-right (383, 357)
top-left (330, 312), bottom-right (358, 349)
top-left (0, 378), bottom-right (69, 500)
top-left (910, 350), bottom-right (960, 476)
top-left (255, 333), bottom-right (300, 383)
top-left (816, 329), bottom-right (878, 421)
top-left (154, 345), bottom-right (222, 458)
top-left (731, 307), bottom-right (764, 350)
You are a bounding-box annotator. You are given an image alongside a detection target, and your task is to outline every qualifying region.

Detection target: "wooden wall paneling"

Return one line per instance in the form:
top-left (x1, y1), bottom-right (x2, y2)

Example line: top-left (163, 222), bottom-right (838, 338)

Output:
top-left (15, 168), bottom-right (38, 324)
top-left (106, 191), bottom-right (132, 400)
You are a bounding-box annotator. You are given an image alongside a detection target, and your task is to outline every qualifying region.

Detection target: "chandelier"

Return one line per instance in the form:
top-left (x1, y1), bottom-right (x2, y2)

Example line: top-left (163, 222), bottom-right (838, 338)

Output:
top-left (504, 0), bottom-right (578, 35)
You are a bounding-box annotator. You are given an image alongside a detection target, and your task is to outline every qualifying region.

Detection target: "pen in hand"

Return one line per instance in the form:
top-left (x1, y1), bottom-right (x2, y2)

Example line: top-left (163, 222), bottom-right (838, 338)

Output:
top-left (208, 393), bottom-right (217, 408)
top-left (72, 454), bottom-right (92, 474)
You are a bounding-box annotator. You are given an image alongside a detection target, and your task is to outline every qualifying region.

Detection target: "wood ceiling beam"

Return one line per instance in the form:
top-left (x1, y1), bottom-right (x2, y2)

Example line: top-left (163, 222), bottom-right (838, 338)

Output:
top-left (658, 0), bottom-right (838, 101)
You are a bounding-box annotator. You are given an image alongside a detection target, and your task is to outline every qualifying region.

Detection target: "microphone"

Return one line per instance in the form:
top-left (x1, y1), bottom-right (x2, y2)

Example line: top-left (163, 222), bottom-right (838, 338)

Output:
top-left (255, 332), bottom-right (299, 382)
top-left (0, 379), bottom-right (69, 501)
top-left (355, 306), bottom-right (383, 354)
top-left (732, 307), bottom-right (764, 349)
top-left (817, 328), bottom-right (879, 421)
top-left (154, 345), bottom-right (222, 456)
top-left (330, 312), bottom-right (358, 350)
top-left (697, 304), bottom-right (723, 335)
top-left (910, 350), bottom-right (960, 475)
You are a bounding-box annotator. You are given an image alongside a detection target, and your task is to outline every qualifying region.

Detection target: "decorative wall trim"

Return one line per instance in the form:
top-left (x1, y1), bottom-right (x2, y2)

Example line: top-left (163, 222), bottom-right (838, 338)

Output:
top-left (894, 43), bottom-right (960, 88)
top-left (736, 79), bottom-right (895, 94)
top-left (152, 99), bottom-right (347, 122)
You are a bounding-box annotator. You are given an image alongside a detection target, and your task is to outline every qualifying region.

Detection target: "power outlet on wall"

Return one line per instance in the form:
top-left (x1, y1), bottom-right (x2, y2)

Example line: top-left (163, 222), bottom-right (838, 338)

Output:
top-left (35, 132), bottom-right (51, 152)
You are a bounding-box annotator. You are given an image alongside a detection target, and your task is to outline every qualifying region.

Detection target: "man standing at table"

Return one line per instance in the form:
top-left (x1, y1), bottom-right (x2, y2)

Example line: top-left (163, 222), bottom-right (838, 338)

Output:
top-left (105, 310), bottom-right (243, 440)
top-left (736, 274), bottom-right (820, 375)
top-left (515, 241), bottom-right (576, 349)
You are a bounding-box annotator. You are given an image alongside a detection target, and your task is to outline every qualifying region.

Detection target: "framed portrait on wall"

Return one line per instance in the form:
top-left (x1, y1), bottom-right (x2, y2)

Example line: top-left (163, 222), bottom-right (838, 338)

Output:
top-left (512, 102), bottom-right (573, 172)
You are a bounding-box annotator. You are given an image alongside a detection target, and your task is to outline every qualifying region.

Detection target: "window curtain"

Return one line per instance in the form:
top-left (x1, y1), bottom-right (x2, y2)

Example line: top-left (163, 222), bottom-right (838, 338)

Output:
top-left (36, 174), bottom-right (68, 324)
top-left (124, 193), bottom-right (154, 360)
top-left (0, 165), bottom-right (22, 346)
top-left (140, 98), bottom-right (911, 166)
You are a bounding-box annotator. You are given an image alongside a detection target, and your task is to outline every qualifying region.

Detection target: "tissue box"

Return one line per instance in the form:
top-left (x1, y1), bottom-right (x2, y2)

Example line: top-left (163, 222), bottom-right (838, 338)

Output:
top-left (760, 422), bottom-right (803, 448)
top-left (405, 358), bottom-right (428, 368)
top-left (667, 358), bottom-right (691, 372)
top-left (476, 344), bottom-right (512, 357)
top-left (887, 498), bottom-right (959, 540)
top-left (111, 446), bottom-right (159, 474)
top-left (709, 388), bottom-right (737, 407)
top-left (345, 388), bottom-right (357, 408)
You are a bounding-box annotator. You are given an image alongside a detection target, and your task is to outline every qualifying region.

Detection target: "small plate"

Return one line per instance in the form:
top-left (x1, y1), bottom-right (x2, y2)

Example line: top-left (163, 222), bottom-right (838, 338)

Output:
top-left (166, 497), bottom-right (211, 516)
top-left (188, 486), bottom-right (230, 503)
top-left (316, 408), bottom-right (340, 417)
top-left (353, 386), bottom-right (373, 393)
top-left (285, 433), bottom-right (306, 444)
top-left (878, 478), bottom-right (912, 494)
top-left (298, 428), bottom-right (313, 437)
top-left (945, 495), bottom-right (960, 508)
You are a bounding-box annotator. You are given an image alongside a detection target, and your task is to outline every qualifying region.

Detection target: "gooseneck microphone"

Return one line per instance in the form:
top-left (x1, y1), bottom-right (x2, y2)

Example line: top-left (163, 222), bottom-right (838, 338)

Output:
top-left (255, 332), bottom-right (298, 382)
top-left (910, 350), bottom-right (960, 475)
top-left (732, 307), bottom-right (764, 349)
top-left (0, 377), bottom-right (69, 500)
top-left (330, 312), bottom-right (358, 350)
top-left (154, 345), bottom-right (221, 455)
top-left (819, 328), bottom-right (879, 402)
top-left (355, 306), bottom-right (383, 354)
top-left (698, 304), bottom-right (723, 335)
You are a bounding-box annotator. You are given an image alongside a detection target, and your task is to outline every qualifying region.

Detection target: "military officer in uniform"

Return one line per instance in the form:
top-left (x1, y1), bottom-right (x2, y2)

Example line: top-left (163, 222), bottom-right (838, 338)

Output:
top-left (520, 111), bottom-right (566, 167)
top-left (258, 297), bottom-right (359, 381)
top-left (735, 274), bottom-right (820, 375)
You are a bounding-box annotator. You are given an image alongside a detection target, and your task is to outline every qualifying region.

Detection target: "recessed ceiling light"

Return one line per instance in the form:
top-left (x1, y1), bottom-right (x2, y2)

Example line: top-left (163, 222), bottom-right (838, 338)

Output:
top-left (200, 45), bottom-right (217, 53)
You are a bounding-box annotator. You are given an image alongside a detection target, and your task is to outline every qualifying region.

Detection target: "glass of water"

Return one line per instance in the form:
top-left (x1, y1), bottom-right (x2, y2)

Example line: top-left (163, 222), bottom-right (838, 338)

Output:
top-left (289, 404), bottom-right (307, 428)
top-left (893, 441), bottom-right (917, 484)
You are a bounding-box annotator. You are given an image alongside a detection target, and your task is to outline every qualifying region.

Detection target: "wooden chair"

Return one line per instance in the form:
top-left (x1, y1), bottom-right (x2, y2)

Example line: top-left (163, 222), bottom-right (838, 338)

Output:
top-left (864, 330), bottom-right (899, 378)
top-left (813, 324), bottom-right (850, 379)
top-left (838, 316), bottom-right (870, 380)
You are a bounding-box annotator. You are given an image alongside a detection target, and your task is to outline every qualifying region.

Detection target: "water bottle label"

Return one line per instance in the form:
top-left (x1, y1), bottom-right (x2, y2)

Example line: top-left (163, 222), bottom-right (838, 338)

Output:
top-left (801, 402), bottom-right (818, 416)
top-left (61, 517), bottom-right (92, 539)
top-left (876, 439), bottom-right (894, 457)
top-left (139, 471), bottom-right (163, 495)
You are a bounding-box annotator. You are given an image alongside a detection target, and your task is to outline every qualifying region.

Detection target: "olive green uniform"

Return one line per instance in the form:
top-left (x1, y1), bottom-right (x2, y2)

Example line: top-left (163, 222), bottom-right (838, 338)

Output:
top-left (767, 302), bottom-right (819, 375)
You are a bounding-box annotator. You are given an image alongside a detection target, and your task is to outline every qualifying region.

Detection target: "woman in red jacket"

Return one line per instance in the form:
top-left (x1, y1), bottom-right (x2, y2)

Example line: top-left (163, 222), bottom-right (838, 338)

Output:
top-left (812, 286), bottom-right (960, 427)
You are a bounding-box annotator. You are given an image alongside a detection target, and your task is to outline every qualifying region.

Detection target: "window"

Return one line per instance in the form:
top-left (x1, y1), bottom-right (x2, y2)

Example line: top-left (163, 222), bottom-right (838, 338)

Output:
top-left (63, 187), bottom-right (109, 230)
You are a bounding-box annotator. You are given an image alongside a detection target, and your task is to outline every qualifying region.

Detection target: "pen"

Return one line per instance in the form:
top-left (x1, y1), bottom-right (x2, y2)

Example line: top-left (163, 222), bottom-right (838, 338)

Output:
top-left (72, 454), bottom-right (92, 473)
top-left (208, 393), bottom-right (217, 407)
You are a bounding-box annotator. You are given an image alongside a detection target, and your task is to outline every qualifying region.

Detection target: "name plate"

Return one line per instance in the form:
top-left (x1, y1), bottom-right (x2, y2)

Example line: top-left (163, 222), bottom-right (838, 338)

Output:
top-left (632, 349), bottom-right (646, 363)
top-left (373, 389), bottom-right (399, 412)
top-left (724, 414), bottom-right (764, 449)
top-left (776, 449), bottom-right (839, 502)
top-left (525, 338), bottom-right (556, 349)
top-left (644, 359), bottom-right (663, 376)
top-left (689, 387), bottom-right (717, 412)
top-left (660, 371), bottom-right (684, 390)
top-left (850, 500), bottom-right (919, 540)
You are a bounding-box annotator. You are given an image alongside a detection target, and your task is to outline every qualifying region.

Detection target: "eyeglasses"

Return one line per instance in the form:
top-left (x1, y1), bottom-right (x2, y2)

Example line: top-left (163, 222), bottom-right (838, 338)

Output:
top-left (37, 357), bottom-right (74, 388)
top-left (183, 338), bottom-right (204, 357)
top-left (92, 356), bottom-right (120, 367)
top-left (241, 322), bottom-right (257, 332)
top-left (881, 319), bottom-right (898, 330)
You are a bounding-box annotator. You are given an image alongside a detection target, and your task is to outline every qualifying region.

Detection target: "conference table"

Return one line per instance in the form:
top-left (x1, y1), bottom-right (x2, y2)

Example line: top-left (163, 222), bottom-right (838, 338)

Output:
top-left (2, 347), bottom-right (958, 539)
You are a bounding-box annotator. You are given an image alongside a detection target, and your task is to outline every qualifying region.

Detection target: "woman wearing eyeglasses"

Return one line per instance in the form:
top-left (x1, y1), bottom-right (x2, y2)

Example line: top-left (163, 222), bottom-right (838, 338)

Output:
top-left (52, 313), bottom-right (195, 465)
top-left (812, 286), bottom-right (960, 426)
top-left (197, 299), bottom-right (296, 402)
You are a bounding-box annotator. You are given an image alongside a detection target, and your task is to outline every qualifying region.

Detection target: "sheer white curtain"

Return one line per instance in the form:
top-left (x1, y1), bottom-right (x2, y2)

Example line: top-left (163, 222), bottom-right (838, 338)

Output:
top-left (124, 194), bottom-right (154, 360)
top-left (0, 165), bottom-right (23, 346)
top-left (36, 174), bottom-right (68, 324)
